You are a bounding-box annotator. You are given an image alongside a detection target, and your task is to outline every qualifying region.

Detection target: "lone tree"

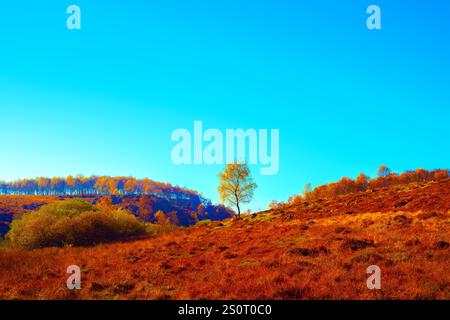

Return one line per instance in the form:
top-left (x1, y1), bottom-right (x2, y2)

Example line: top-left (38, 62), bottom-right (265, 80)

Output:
top-left (218, 163), bottom-right (257, 218)
top-left (302, 182), bottom-right (312, 201)
top-left (377, 165), bottom-right (391, 178)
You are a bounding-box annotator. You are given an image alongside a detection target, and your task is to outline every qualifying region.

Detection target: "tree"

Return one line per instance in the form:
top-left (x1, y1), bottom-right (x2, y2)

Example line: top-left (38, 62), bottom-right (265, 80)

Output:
top-left (355, 173), bottom-right (370, 191)
top-left (38, 177), bottom-right (50, 195)
top-left (155, 210), bottom-right (172, 226)
top-left (302, 183), bottom-right (312, 200)
top-left (66, 175), bottom-right (76, 194)
top-left (218, 163), bottom-right (257, 218)
top-left (377, 165), bottom-right (391, 178)
top-left (269, 200), bottom-right (284, 210)
top-left (124, 178), bottom-right (138, 194)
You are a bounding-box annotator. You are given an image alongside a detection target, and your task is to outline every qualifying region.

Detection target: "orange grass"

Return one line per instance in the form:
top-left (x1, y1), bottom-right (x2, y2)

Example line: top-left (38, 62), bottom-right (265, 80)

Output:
top-left (0, 180), bottom-right (449, 300)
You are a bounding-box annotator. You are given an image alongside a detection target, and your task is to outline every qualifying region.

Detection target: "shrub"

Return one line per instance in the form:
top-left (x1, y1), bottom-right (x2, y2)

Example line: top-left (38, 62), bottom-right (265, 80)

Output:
top-left (145, 223), bottom-right (178, 236)
top-left (197, 219), bottom-right (212, 226)
top-left (7, 199), bottom-right (146, 249)
top-left (268, 201), bottom-right (285, 210)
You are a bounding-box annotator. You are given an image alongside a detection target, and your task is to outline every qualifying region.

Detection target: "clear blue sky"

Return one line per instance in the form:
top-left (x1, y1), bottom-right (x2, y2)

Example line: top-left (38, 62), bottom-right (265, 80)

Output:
top-left (0, 1), bottom-right (449, 211)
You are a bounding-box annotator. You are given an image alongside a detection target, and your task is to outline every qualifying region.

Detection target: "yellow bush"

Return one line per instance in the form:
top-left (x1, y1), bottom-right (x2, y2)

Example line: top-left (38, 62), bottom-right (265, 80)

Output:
top-left (7, 199), bottom-right (146, 249)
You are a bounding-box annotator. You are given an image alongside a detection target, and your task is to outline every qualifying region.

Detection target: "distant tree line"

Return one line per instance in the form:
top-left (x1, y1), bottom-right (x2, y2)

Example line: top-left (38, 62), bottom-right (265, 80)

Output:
top-left (0, 175), bottom-right (204, 202)
top-left (284, 167), bottom-right (449, 205)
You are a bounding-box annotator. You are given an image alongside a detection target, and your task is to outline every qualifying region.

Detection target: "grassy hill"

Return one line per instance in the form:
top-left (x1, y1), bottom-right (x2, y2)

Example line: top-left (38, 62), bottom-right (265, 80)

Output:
top-left (0, 179), bottom-right (448, 300)
top-left (0, 194), bottom-right (233, 238)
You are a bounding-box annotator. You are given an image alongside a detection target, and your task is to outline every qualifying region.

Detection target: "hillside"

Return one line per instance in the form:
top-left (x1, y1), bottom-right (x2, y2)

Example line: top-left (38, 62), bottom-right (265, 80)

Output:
top-left (0, 194), bottom-right (233, 238)
top-left (0, 179), bottom-right (448, 300)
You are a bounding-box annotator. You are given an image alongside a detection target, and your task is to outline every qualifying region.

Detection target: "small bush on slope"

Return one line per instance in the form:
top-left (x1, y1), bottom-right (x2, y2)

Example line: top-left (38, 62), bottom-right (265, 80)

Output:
top-left (6, 199), bottom-right (146, 249)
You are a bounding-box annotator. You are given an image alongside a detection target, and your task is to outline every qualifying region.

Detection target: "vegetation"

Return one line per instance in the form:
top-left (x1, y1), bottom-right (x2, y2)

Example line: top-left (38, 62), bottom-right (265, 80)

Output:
top-left (0, 167), bottom-right (448, 299)
top-left (0, 193), bottom-right (234, 239)
top-left (0, 175), bottom-right (203, 200)
top-left (0, 178), bottom-right (448, 299)
top-left (218, 163), bottom-right (257, 218)
top-left (287, 166), bottom-right (448, 205)
top-left (6, 199), bottom-right (146, 249)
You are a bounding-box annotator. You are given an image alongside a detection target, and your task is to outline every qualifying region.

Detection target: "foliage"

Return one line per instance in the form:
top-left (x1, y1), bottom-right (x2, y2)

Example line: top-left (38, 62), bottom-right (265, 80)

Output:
top-left (155, 210), bottom-right (175, 226)
top-left (377, 165), bottom-right (391, 178)
top-left (0, 178), bottom-right (448, 300)
top-left (0, 193), bottom-right (234, 239)
top-left (218, 163), bottom-right (257, 218)
top-left (0, 175), bottom-right (204, 203)
top-left (145, 221), bottom-right (178, 236)
top-left (268, 201), bottom-right (284, 210)
top-left (6, 199), bottom-right (146, 249)
top-left (196, 219), bottom-right (212, 226)
top-left (302, 183), bottom-right (312, 201)
top-left (287, 166), bottom-right (449, 205)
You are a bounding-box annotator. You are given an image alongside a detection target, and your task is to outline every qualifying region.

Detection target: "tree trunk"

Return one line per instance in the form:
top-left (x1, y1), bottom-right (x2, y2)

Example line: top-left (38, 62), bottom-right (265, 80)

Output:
top-left (236, 201), bottom-right (241, 219)
top-left (234, 190), bottom-right (241, 219)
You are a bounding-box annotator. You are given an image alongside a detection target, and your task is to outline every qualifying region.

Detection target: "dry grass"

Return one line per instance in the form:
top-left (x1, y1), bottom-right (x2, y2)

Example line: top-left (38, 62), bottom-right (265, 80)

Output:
top-left (0, 180), bottom-right (449, 300)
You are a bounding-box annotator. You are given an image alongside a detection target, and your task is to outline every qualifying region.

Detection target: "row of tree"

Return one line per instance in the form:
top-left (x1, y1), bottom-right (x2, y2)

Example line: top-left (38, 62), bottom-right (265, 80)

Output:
top-left (288, 167), bottom-right (449, 204)
top-left (0, 175), bottom-right (203, 201)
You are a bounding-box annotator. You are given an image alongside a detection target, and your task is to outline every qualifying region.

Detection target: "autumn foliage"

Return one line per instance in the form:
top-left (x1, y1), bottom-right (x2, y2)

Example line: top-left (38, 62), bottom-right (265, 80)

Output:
top-left (0, 194), bottom-right (233, 239)
top-left (0, 178), bottom-right (448, 300)
top-left (0, 175), bottom-right (235, 238)
top-left (7, 199), bottom-right (146, 249)
top-left (0, 175), bottom-right (203, 200)
top-left (287, 167), bottom-right (448, 205)
top-left (218, 163), bottom-right (257, 218)
top-left (0, 167), bottom-right (448, 300)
